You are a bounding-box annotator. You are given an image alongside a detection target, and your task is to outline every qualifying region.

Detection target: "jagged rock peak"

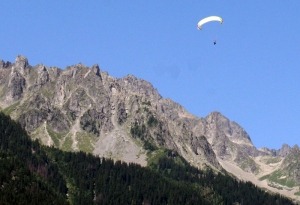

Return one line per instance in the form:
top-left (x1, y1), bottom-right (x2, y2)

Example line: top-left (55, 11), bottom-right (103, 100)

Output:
top-left (288, 145), bottom-right (300, 155)
top-left (260, 144), bottom-right (297, 157)
top-left (91, 64), bottom-right (101, 76)
top-left (36, 64), bottom-right (49, 86)
top-left (258, 147), bottom-right (277, 156)
top-left (0, 60), bottom-right (11, 69)
top-left (119, 74), bottom-right (162, 100)
top-left (205, 111), bottom-right (231, 129)
top-left (278, 144), bottom-right (292, 157)
top-left (14, 55), bottom-right (29, 74)
top-left (205, 111), bottom-right (253, 145)
top-left (64, 63), bottom-right (102, 79)
top-left (37, 64), bottom-right (46, 71)
top-left (207, 111), bottom-right (223, 118)
top-left (205, 111), bottom-right (232, 125)
top-left (66, 63), bottom-right (86, 71)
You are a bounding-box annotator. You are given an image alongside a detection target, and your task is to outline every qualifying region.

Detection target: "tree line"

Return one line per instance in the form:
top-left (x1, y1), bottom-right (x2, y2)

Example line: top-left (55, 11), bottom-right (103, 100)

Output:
top-left (0, 112), bottom-right (296, 204)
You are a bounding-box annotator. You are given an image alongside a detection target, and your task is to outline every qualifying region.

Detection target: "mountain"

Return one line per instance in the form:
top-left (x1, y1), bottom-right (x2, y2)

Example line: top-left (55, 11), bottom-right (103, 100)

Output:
top-left (260, 145), bottom-right (300, 190)
top-left (0, 55), bottom-right (299, 202)
top-left (0, 55), bottom-right (221, 170)
top-left (0, 112), bottom-right (295, 204)
top-left (194, 111), bottom-right (264, 173)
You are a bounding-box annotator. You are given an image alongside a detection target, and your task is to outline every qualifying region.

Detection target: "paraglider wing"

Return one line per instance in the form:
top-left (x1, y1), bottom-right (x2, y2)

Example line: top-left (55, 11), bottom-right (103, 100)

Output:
top-left (197, 16), bottom-right (223, 30)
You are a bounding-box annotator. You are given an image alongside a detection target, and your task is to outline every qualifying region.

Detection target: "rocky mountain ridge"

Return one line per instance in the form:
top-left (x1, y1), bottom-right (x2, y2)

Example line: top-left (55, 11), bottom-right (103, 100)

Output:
top-left (0, 56), bottom-right (299, 201)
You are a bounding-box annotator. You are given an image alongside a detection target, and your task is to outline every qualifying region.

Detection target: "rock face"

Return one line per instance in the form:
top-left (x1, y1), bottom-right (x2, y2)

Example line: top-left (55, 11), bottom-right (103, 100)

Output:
top-left (190, 111), bottom-right (264, 173)
top-left (0, 56), bottom-right (222, 170)
top-left (278, 144), bottom-right (293, 157)
top-left (7, 70), bottom-right (26, 102)
top-left (267, 145), bottom-right (300, 185)
top-left (0, 56), bottom-right (299, 200)
top-left (260, 144), bottom-right (294, 157)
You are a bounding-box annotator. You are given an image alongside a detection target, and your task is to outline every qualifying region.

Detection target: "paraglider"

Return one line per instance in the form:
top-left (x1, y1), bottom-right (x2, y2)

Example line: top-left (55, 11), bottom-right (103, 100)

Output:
top-left (197, 16), bottom-right (223, 45)
top-left (197, 16), bottom-right (223, 30)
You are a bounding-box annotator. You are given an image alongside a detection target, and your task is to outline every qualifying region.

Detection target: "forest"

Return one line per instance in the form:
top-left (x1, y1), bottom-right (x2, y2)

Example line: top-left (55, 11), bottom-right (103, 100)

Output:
top-left (0, 112), bottom-right (296, 205)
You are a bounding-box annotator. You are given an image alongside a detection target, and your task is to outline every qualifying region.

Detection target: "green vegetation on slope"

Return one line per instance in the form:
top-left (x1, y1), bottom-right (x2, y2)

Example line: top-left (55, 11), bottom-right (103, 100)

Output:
top-left (76, 132), bottom-right (96, 153)
top-left (46, 125), bottom-right (66, 147)
top-left (2, 101), bottom-right (20, 115)
top-left (260, 170), bottom-right (296, 188)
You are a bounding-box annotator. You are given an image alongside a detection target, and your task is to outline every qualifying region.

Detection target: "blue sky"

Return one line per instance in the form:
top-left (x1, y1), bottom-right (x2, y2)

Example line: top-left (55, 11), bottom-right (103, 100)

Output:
top-left (1, 1), bottom-right (299, 149)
